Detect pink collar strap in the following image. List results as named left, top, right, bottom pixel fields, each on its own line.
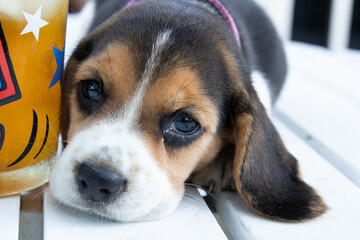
left=124, top=0, right=241, bottom=48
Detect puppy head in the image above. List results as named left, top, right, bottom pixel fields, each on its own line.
left=51, top=1, right=233, bottom=222
left=51, top=1, right=326, bottom=222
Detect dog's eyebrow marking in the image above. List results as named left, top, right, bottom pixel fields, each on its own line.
left=121, top=30, right=172, bottom=126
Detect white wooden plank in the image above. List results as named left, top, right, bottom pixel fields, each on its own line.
left=284, top=42, right=360, bottom=103
left=276, top=42, right=360, bottom=187
left=0, top=195, right=20, bottom=240
left=44, top=187, right=227, bottom=240
left=328, top=0, right=354, bottom=50
left=215, top=117, right=360, bottom=240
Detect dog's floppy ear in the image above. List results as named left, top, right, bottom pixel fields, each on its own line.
left=231, top=86, right=326, bottom=222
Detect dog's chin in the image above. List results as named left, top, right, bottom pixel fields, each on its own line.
left=55, top=194, right=181, bottom=222
left=49, top=183, right=183, bottom=222
left=94, top=200, right=181, bottom=222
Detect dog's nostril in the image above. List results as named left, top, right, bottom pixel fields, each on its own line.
left=80, top=180, right=88, bottom=189
left=98, top=179, right=127, bottom=196
left=76, top=162, right=126, bottom=203
left=99, top=188, right=110, bottom=195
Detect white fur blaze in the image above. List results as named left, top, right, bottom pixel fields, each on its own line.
left=122, top=30, right=172, bottom=126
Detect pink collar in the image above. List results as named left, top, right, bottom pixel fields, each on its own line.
left=124, top=0, right=241, bottom=48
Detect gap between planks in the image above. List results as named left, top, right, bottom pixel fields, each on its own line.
left=19, top=186, right=45, bottom=240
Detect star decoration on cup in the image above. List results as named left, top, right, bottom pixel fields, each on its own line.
left=20, top=5, right=48, bottom=41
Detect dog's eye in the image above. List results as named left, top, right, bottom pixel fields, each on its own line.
left=160, top=111, right=203, bottom=147
left=171, top=114, right=199, bottom=135
left=81, top=80, right=101, bottom=101
left=77, top=79, right=106, bottom=115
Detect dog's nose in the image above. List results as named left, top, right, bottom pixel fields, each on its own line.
left=76, top=162, right=126, bottom=202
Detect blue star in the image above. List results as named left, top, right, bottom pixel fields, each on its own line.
left=49, top=46, right=64, bottom=88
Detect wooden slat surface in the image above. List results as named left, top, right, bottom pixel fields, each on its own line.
left=0, top=195, right=20, bottom=240
left=215, top=117, right=360, bottom=240
left=276, top=42, right=360, bottom=187
left=44, top=187, right=227, bottom=240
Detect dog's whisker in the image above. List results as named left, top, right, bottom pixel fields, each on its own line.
left=15, top=140, right=57, bottom=155
left=47, top=141, right=56, bottom=152
left=46, top=140, right=62, bottom=143
left=47, top=122, right=60, bottom=141
left=31, top=186, right=48, bottom=200
left=29, top=143, right=57, bottom=155
left=69, top=8, right=79, bottom=14
left=34, top=125, right=58, bottom=146
left=31, top=123, right=59, bottom=153
left=34, top=144, right=57, bottom=155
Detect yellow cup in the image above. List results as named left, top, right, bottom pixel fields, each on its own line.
left=0, top=0, right=68, bottom=196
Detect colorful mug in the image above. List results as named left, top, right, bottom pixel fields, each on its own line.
left=0, top=0, right=68, bottom=196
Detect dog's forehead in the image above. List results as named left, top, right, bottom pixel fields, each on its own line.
left=82, top=35, right=231, bottom=110
left=84, top=2, right=237, bottom=99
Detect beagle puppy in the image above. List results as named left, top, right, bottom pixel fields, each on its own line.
left=50, top=0, right=326, bottom=222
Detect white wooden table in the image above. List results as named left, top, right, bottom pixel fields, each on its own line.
left=1, top=2, right=360, bottom=239
left=0, top=195, right=20, bottom=240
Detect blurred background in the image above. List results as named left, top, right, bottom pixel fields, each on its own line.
left=254, top=0, right=359, bottom=51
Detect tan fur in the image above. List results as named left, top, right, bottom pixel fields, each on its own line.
left=139, top=67, right=222, bottom=185
left=66, top=43, right=137, bottom=140
left=232, top=114, right=253, bottom=195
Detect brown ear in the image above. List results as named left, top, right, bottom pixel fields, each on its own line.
left=232, top=93, right=326, bottom=221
